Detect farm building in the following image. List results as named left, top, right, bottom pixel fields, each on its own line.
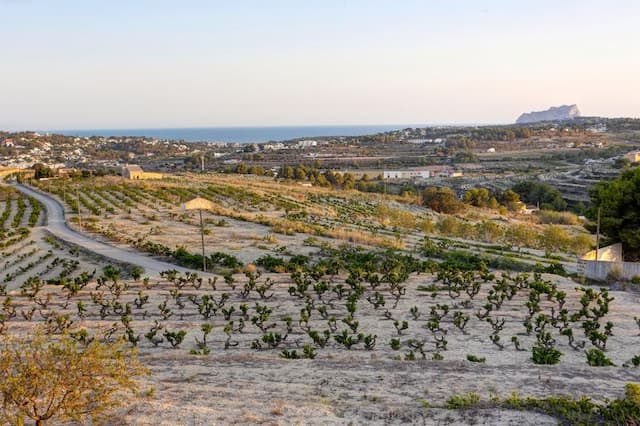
left=579, top=243, right=640, bottom=281
left=121, top=164, right=163, bottom=180
left=624, top=151, right=640, bottom=163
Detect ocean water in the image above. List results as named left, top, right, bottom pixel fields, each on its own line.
left=54, top=125, right=414, bottom=143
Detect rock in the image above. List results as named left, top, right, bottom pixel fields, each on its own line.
left=516, top=104, right=581, bottom=124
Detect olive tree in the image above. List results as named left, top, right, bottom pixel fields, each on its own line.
left=1, top=331, right=147, bottom=425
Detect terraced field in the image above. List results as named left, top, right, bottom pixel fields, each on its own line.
left=31, top=174, right=589, bottom=276
left=0, top=186, right=135, bottom=291
left=2, top=176, right=639, bottom=425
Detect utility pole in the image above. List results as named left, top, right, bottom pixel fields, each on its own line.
left=199, top=209, right=206, bottom=272
left=76, top=187, right=82, bottom=230
left=200, top=155, right=205, bottom=173
left=595, top=207, right=601, bottom=261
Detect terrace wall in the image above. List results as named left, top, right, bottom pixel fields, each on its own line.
left=580, top=259, right=640, bottom=281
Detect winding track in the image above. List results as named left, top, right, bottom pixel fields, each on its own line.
left=13, top=183, right=203, bottom=278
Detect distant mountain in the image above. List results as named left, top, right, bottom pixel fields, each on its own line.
left=516, top=104, right=581, bottom=124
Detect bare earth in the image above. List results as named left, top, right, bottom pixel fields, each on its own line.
left=5, top=272, right=640, bottom=425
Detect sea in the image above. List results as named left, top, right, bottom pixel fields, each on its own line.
left=54, top=125, right=416, bottom=144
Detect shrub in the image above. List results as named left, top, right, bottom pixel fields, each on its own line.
left=626, top=383, right=640, bottom=406
left=445, top=392, right=481, bottom=409
left=532, top=345, right=562, bottom=365
left=538, top=210, right=578, bottom=225
left=585, top=348, right=615, bottom=367
left=466, top=354, right=486, bottom=363
left=422, top=187, right=464, bottom=214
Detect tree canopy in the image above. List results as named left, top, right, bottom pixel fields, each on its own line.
left=587, top=167, right=640, bottom=261
left=512, top=181, right=567, bottom=211
left=1, top=331, right=147, bottom=425
left=422, top=186, right=464, bottom=214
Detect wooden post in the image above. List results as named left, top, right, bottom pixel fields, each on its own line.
left=199, top=209, right=206, bottom=272
left=595, top=207, right=601, bottom=261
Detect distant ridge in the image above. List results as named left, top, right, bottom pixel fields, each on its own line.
left=516, top=104, right=581, bottom=124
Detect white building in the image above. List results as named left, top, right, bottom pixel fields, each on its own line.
left=296, top=140, right=318, bottom=149
left=383, top=170, right=431, bottom=180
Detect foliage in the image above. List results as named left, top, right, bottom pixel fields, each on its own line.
left=463, top=188, right=491, bottom=208
left=421, top=187, right=464, bottom=214
left=466, top=354, right=485, bottom=363
left=585, top=348, right=615, bottom=367
left=512, top=181, right=567, bottom=211
left=531, top=345, right=562, bottom=365
left=437, top=383, right=640, bottom=425
left=0, top=331, right=147, bottom=425
left=537, top=210, right=578, bottom=225
left=587, top=167, right=640, bottom=261
left=445, top=392, right=480, bottom=409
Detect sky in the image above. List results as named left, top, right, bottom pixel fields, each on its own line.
left=1, top=0, right=639, bottom=130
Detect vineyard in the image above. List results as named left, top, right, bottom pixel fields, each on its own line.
left=0, top=186, right=135, bottom=291
left=2, top=244, right=639, bottom=423
left=31, top=174, right=591, bottom=276
left=3, top=176, right=638, bottom=424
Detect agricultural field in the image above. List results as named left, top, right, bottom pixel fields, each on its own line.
left=2, top=248, right=639, bottom=424
left=32, top=173, right=593, bottom=276
left=2, top=177, right=640, bottom=424
left=0, top=186, right=138, bottom=292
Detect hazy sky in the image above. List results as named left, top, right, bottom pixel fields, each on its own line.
left=1, top=0, right=639, bottom=130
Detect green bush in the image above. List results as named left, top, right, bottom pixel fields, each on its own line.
left=445, top=392, right=480, bottom=409
left=585, top=348, right=615, bottom=367
left=532, top=345, right=562, bottom=365
left=466, top=354, right=485, bottom=363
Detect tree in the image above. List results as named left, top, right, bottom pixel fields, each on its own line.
left=1, top=331, right=147, bottom=425
left=475, top=221, right=503, bottom=243
left=463, top=188, right=490, bottom=208
left=504, top=224, right=537, bottom=251
left=512, top=181, right=567, bottom=211
left=32, top=163, right=55, bottom=180
left=588, top=167, right=640, bottom=260
left=422, top=187, right=464, bottom=214
left=500, top=190, right=522, bottom=212
left=539, top=225, right=570, bottom=255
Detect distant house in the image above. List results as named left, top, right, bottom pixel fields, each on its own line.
left=579, top=243, right=640, bottom=281
left=296, top=140, right=318, bottom=149
left=383, top=170, right=430, bottom=180
left=121, top=164, right=162, bottom=180
left=624, top=151, right=640, bottom=163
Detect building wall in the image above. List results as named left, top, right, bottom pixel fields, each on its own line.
left=624, top=152, right=640, bottom=162
left=141, top=172, right=163, bottom=180
left=122, top=169, right=162, bottom=180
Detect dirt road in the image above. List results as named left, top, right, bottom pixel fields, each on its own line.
left=14, top=183, right=205, bottom=278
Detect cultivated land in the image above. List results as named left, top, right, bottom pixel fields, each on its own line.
left=2, top=172, right=640, bottom=425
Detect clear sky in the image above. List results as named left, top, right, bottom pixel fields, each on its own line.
left=1, top=0, right=638, bottom=130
